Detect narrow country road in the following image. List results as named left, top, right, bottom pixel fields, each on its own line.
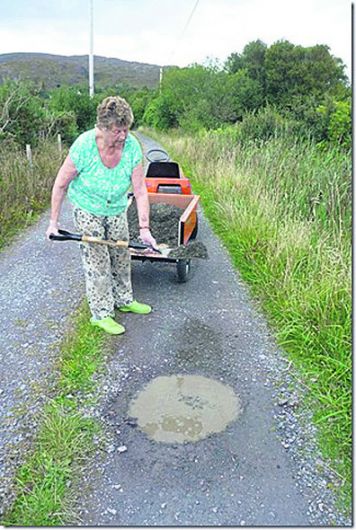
left=0, top=133, right=348, bottom=526
left=75, top=133, right=347, bottom=526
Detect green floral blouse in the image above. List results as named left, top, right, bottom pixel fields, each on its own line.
left=68, top=129, right=142, bottom=216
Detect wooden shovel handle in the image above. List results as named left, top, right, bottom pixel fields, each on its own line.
left=50, top=229, right=150, bottom=251
left=81, top=235, right=128, bottom=248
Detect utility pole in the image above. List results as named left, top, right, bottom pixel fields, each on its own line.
left=159, top=66, right=163, bottom=94
left=89, top=0, right=94, bottom=97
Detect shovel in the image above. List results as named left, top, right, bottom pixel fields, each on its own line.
left=49, top=229, right=156, bottom=252
left=49, top=229, right=208, bottom=259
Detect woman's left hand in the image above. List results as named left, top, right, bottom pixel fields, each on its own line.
left=139, top=228, right=159, bottom=250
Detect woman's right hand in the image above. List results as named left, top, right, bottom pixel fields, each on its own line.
left=46, top=220, right=59, bottom=240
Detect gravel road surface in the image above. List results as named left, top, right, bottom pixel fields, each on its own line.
left=75, top=133, right=350, bottom=526
left=0, top=133, right=350, bottom=526
left=0, top=201, right=84, bottom=516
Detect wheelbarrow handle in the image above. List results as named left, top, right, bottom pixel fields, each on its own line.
left=49, top=229, right=151, bottom=251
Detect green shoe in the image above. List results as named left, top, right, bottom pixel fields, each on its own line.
left=118, top=300, right=152, bottom=315
left=90, top=316, right=125, bottom=335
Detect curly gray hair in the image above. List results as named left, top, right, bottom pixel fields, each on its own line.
left=96, top=96, right=134, bottom=129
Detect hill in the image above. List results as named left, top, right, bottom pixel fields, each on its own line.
left=0, top=52, right=161, bottom=89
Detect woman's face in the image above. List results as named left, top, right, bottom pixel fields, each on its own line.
left=104, top=124, right=129, bottom=146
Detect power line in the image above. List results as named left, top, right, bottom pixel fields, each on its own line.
left=169, top=0, right=200, bottom=64
left=178, top=0, right=200, bottom=42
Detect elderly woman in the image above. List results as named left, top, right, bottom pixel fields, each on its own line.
left=46, top=96, right=157, bottom=335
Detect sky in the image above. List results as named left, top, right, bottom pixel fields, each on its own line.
left=0, top=0, right=352, bottom=78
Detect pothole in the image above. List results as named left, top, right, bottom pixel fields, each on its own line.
left=128, top=374, right=242, bottom=443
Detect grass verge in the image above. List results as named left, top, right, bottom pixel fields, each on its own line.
left=2, top=303, right=110, bottom=526
left=142, top=127, right=352, bottom=512
left=0, top=140, right=64, bottom=250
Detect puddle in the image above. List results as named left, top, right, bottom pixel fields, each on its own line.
left=128, top=374, right=242, bottom=443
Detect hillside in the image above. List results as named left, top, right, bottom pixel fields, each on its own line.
left=0, top=52, right=161, bottom=89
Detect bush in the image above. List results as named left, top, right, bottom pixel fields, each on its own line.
left=47, top=86, right=98, bottom=139
left=234, top=105, right=303, bottom=143
left=317, top=99, right=351, bottom=149
left=143, top=94, right=180, bottom=130
left=0, top=80, right=80, bottom=147
left=0, top=81, right=47, bottom=146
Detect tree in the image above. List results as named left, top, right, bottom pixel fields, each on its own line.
left=48, top=86, right=97, bottom=135
left=129, top=87, right=156, bottom=127
left=265, top=40, right=347, bottom=106
left=225, top=52, right=244, bottom=74
left=225, top=40, right=267, bottom=96
left=0, top=81, right=46, bottom=146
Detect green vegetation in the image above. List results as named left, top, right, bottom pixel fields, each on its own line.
left=142, top=126, right=351, bottom=509
left=0, top=36, right=351, bottom=519
left=0, top=81, right=155, bottom=247
left=143, top=40, right=350, bottom=149
left=0, top=139, right=64, bottom=249
left=2, top=304, right=110, bottom=526
left=139, top=43, right=351, bottom=510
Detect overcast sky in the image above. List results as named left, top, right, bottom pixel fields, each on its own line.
left=0, top=0, right=352, bottom=78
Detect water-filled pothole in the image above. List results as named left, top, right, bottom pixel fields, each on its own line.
left=129, top=374, right=242, bottom=443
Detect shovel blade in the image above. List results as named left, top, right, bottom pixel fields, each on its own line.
left=156, top=241, right=208, bottom=260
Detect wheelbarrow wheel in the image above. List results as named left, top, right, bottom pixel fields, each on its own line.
left=177, top=259, right=191, bottom=282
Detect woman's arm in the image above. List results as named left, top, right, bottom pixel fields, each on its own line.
left=46, top=155, right=78, bottom=239
left=131, top=163, right=158, bottom=249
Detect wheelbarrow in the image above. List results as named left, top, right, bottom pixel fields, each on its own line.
left=128, top=191, right=201, bottom=282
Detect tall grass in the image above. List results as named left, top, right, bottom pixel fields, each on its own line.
left=143, top=127, right=352, bottom=507
left=0, top=140, right=63, bottom=248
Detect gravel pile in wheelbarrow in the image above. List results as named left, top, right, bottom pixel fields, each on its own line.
left=128, top=203, right=182, bottom=247
left=127, top=202, right=208, bottom=259
left=167, top=241, right=208, bottom=259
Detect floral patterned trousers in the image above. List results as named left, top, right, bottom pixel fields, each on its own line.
left=73, top=207, right=133, bottom=320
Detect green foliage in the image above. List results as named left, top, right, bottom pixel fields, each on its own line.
left=146, top=127, right=351, bottom=512
left=129, top=87, right=156, bottom=127
left=265, top=41, right=347, bottom=105
left=141, top=38, right=349, bottom=150
left=0, top=139, right=64, bottom=249
left=225, top=69, right=264, bottom=120
left=143, top=91, right=180, bottom=129
left=142, top=64, right=264, bottom=131
left=47, top=86, right=98, bottom=140
left=0, top=37, right=350, bottom=151
left=225, top=40, right=267, bottom=93
left=0, top=81, right=46, bottom=146
left=0, top=79, right=157, bottom=148
left=0, top=80, right=80, bottom=147
left=317, top=99, right=351, bottom=149
left=233, top=105, right=302, bottom=143
left=48, top=84, right=156, bottom=137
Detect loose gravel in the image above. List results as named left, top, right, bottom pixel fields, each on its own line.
left=127, top=198, right=208, bottom=259
left=0, top=132, right=351, bottom=526
left=128, top=202, right=183, bottom=247
left=0, top=200, right=84, bottom=517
